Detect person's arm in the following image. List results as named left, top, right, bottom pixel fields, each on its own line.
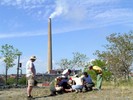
left=54, top=79, right=59, bottom=87
left=96, top=70, right=102, bottom=74
left=83, top=78, right=86, bottom=85
left=30, top=63, right=35, bottom=77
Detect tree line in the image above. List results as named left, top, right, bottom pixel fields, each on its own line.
left=56, top=32, right=133, bottom=81
left=0, top=31, right=133, bottom=85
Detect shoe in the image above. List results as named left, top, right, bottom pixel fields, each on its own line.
left=94, top=88, right=101, bottom=91
left=79, top=89, right=82, bottom=92
left=27, top=95, right=33, bottom=98
left=49, top=94, right=56, bottom=96
left=75, top=89, right=79, bottom=93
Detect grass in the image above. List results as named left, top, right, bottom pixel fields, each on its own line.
left=0, top=82, right=133, bottom=100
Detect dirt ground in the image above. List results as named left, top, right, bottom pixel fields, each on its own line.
left=0, top=85, right=133, bottom=100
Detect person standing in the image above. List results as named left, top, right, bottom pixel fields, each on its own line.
left=26, top=56, right=36, bottom=98
left=89, top=65, right=102, bottom=90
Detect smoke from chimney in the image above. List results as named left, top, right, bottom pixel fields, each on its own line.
left=49, top=0, right=66, bottom=19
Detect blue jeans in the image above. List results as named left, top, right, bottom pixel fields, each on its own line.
left=72, top=85, right=83, bottom=90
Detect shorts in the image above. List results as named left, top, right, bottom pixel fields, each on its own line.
left=27, top=77, right=35, bottom=86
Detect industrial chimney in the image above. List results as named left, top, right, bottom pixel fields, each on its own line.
left=47, top=18, right=52, bottom=74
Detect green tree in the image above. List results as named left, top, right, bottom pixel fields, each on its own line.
left=57, top=58, right=71, bottom=69
left=0, top=44, right=21, bottom=85
left=57, top=52, right=88, bottom=69
left=94, top=32, right=133, bottom=80
left=18, top=76, right=26, bottom=85
left=84, top=59, right=112, bottom=81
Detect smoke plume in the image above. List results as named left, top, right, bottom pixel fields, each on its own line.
left=49, top=0, right=68, bottom=19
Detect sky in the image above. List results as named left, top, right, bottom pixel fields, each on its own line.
left=0, top=0, right=133, bottom=74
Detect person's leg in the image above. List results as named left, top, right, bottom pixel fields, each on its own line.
left=50, top=87, right=56, bottom=96
left=96, top=74, right=103, bottom=90
left=84, top=85, right=88, bottom=91
left=27, top=78, right=34, bottom=97
left=27, top=86, right=33, bottom=97
left=72, top=85, right=83, bottom=93
left=87, top=83, right=95, bottom=91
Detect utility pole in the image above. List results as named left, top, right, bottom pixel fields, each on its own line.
left=16, top=52, right=22, bottom=86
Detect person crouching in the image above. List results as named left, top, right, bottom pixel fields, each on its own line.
left=82, top=72, right=95, bottom=92
left=49, top=76, right=63, bottom=96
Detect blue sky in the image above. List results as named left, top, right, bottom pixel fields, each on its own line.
left=0, top=0, right=133, bottom=74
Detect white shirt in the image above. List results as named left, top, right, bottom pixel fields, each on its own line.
left=62, top=69, right=69, bottom=75
left=26, top=60, right=36, bottom=77
left=72, top=76, right=84, bottom=85
left=61, top=69, right=69, bottom=78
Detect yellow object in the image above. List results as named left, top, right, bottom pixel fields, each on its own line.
left=93, top=66, right=102, bottom=74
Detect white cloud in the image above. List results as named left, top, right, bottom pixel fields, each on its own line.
left=94, top=8, right=133, bottom=19
left=0, top=0, right=133, bottom=38
left=0, top=0, right=119, bottom=19
left=0, top=31, right=46, bottom=39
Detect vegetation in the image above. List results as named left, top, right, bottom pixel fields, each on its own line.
left=94, top=32, right=133, bottom=81
left=84, top=59, right=112, bottom=81
left=56, top=52, right=88, bottom=69
left=7, top=77, right=16, bottom=85
left=6, top=77, right=26, bottom=85
left=18, top=76, right=26, bottom=85
left=0, top=44, right=22, bottom=85
left=57, top=32, right=133, bottom=83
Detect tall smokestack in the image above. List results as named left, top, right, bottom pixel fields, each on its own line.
left=47, top=18, right=52, bottom=74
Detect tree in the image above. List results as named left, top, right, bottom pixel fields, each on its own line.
left=0, top=44, right=21, bottom=85
left=57, top=58, right=72, bottom=69
left=89, top=59, right=107, bottom=69
left=94, top=32, right=133, bottom=80
left=57, top=52, right=88, bottom=69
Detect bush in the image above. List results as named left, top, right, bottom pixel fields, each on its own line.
left=102, top=71, right=112, bottom=81
left=18, top=76, right=26, bottom=85
left=86, top=70, right=112, bottom=82
left=7, top=77, right=16, bottom=85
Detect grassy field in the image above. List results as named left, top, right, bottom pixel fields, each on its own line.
left=0, top=83, right=133, bottom=100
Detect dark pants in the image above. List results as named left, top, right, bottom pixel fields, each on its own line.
left=84, top=82, right=95, bottom=91
left=50, top=87, right=56, bottom=95
left=50, top=87, right=63, bottom=95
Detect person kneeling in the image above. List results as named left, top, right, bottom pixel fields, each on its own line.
left=82, top=72, right=95, bottom=92
left=49, top=77, right=63, bottom=96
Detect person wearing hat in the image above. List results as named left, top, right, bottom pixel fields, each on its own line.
left=26, top=56, right=37, bottom=98
left=89, top=65, right=103, bottom=90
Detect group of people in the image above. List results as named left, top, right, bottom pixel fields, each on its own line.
left=26, top=56, right=103, bottom=98
left=49, top=67, right=102, bottom=96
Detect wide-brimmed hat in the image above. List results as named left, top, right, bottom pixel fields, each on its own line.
left=30, top=56, right=36, bottom=60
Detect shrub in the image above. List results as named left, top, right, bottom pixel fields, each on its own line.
left=18, top=76, right=26, bottom=85
left=7, top=77, right=16, bottom=85
left=86, top=70, right=112, bottom=82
